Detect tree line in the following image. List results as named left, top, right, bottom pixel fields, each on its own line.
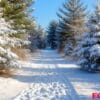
left=47, top=0, right=100, bottom=72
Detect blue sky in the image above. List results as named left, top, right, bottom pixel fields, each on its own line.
left=34, top=0, right=96, bottom=28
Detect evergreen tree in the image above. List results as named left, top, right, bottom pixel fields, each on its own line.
left=0, top=0, right=34, bottom=38
left=47, top=21, right=58, bottom=49
left=0, top=5, right=20, bottom=69
left=0, top=0, right=35, bottom=70
left=75, top=3, right=100, bottom=72
left=35, top=26, right=46, bottom=49
left=56, top=21, right=69, bottom=52
left=57, top=0, right=86, bottom=52
left=29, top=25, right=46, bottom=52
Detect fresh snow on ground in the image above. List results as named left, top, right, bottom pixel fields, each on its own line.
left=0, top=49, right=100, bottom=100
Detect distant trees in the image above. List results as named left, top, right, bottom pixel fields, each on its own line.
left=47, top=21, right=58, bottom=49
left=29, top=25, right=46, bottom=52
left=35, top=26, right=46, bottom=49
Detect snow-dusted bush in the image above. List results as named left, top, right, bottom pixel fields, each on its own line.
left=74, top=4, right=100, bottom=72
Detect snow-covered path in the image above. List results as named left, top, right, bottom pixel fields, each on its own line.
left=0, top=49, right=100, bottom=100
left=15, top=50, right=79, bottom=100
left=14, top=49, right=100, bottom=100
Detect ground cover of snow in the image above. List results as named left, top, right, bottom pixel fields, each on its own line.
left=0, top=49, right=100, bottom=100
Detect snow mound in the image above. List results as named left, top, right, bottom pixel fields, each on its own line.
left=14, top=82, right=69, bottom=100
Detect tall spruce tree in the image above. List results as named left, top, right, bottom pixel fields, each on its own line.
left=75, top=3, right=100, bottom=72
left=47, top=21, right=58, bottom=49
left=57, top=0, right=86, bottom=52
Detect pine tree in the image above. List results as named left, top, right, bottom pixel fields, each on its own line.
left=0, top=0, right=35, bottom=70
left=0, top=0, right=34, bottom=38
left=47, top=21, right=58, bottom=49
left=55, top=21, right=67, bottom=51
left=75, top=3, right=100, bottom=72
left=0, top=6, right=20, bottom=69
left=0, top=0, right=35, bottom=49
left=57, top=0, right=86, bottom=52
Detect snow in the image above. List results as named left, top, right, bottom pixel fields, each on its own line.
left=90, top=44, right=100, bottom=57
left=0, top=56, right=7, bottom=63
left=15, top=82, right=69, bottom=100
left=0, top=49, right=100, bottom=100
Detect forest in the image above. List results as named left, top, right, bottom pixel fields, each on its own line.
left=0, top=0, right=100, bottom=100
